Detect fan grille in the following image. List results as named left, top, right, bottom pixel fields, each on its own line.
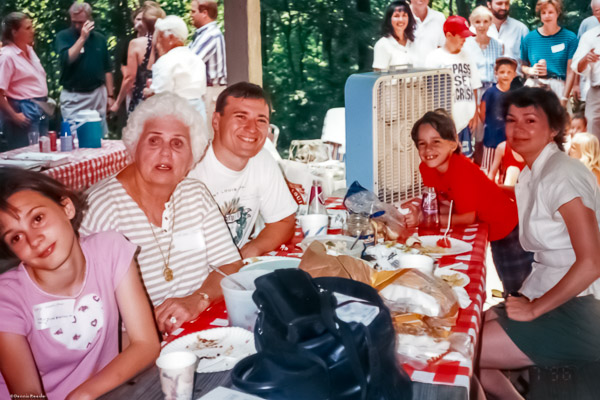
left=374, top=71, right=453, bottom=204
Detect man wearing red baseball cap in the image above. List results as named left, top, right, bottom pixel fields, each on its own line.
left=425, top=15, right=482, bottom=158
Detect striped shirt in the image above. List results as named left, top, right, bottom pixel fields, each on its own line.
left=80, top=176, right=241, bottom=307
left=189, top=21, right=227, bottom=86
left=521, top=28, right=578, bottom=79
left=464, top=36, right=504, bottom=84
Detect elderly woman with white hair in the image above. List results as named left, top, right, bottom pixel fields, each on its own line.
left=142, top=15, right=207, bottom=119
left=81, top=92, right=241, bottom=338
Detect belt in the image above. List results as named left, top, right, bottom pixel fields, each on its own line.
left=540, top=73, right=565, bottom=81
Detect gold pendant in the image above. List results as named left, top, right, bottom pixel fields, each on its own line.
left=163, top=266, right=174, bottom=282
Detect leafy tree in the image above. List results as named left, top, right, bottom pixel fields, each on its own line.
left=1, top=0, right=593, bottom=147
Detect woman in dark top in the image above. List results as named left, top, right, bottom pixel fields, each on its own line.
left=110, top=1, right=164, bottom=114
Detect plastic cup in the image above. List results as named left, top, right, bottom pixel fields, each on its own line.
left=399, top=254, right=435, bottom=275
left=156, top=351, right=198, bottom=400
left=220, top=269, right=269, bottom=331
left=298, top=214, right=329, bottom=238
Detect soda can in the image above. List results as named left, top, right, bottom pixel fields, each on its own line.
left=48, top=131, right=57, bottom=151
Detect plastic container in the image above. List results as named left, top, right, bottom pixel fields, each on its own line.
left=343, top=213, right=375, bottom=246
left=39, top=136, right=51, bottom=153
left=298, top=214, right=329, bottom=238
left=60, top=121, right=73, bottom=152
left=220, top=269, right=270, bottom=331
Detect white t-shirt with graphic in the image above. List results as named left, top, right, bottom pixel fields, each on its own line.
left=189, top=146, right=298, bottom=248
left=425, top=47, right=482, bottom=132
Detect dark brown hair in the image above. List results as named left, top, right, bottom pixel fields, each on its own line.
left=0, top=167, right=88, bottom=258
left=501, top=86, right=567, bottom=151
left=215, top=81, right=272, bottom=114
left=410, top=110, right=461, bottom=154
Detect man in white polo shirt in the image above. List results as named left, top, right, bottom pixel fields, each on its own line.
left=572, top=4, right=600, bottom=139
left=486, top=0, right=529, bottom=69
left=410, top=0, right=445, bottom=68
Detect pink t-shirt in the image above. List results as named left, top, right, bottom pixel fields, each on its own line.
left=0, top=231, right=136, bottom=400
left=0, top=43, right=48, bottom=99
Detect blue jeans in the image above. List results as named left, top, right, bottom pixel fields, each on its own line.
left=1, top=97, right=48, bottom=150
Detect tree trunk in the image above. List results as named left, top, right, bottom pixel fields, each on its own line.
left=356, top=0, right=372, bottom=71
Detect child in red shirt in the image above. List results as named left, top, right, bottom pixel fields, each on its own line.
left=406, top=110, right=533, bottom=295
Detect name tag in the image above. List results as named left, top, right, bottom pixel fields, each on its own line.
left=33, top=299, right=75, bottom=330
left=173, top=230, right=206, bottom=252
left=551, top=43, right=565, bottom=53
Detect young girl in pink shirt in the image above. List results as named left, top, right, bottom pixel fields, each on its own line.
left=0, top=168, right=159, bottom=400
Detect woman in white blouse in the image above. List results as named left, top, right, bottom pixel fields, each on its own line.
left=478, top=87, right=600, bottom=399
left=372, top=1, right=416, bottom=71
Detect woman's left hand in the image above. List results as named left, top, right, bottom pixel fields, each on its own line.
left=155, top=295, right=209, bottom=335
left=506, top=295, right=539, bottom=322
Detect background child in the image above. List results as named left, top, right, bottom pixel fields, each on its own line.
left=487, top=140, right=526, bottom=187
left=564, top=113, right=588, bottom=153
left=425, top=16, right=482, bottom=159
left=569, top=132, right=600, bottom=185
left=479, top=57, right=518, bottom=172
left=0, top=168, right=159, bottom=400
left=405, top=110, right=533, bottom=295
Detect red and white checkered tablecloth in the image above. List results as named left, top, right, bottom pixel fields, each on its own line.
left=167, top=197, right=488, bottom=395
left=1, top=140, right=130, bottom=191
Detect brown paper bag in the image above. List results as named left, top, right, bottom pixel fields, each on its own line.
left=298, top=241, right=372, bottom=284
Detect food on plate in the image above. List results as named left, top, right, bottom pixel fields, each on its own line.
left=438, top=272, right=466, bottom=287
left=419, top=244, right=451, bottom=255
left=436, top=237, right=452, bottom=248
left=405, top=233, right=422, bottom=248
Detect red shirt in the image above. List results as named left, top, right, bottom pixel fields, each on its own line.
left=419, top=153, right=517, bottom=241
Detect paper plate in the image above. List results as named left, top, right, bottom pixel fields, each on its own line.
left=161, top=327, right=256, bottom=373
left=417, top=236, right=473, bottom=258
left=434, top=267, right=470, bottom=288
left=240, top=256, right=301, bottom=272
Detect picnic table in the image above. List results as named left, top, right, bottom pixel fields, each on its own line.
left=100, top=198, right=489, bottom=400
left=0, top=140, right=129, bottom=190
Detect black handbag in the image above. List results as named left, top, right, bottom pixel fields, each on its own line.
left=231, top=268, right=412, bottom=400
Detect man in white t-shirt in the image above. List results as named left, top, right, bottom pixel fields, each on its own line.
left=188, top=82, right=297, bottom=258
left=426, top=16, right=482, bottom=158
left=410, top=0, right=445, bottom=68
left=486, top=0, right=529, bottom=70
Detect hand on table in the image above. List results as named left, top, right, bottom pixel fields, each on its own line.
left=506, top=295, right=539, bottom=322
left=155, top=294, right=210, bottom=336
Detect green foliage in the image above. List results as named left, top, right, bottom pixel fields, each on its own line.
left=0, top=0, right=594, bottom=147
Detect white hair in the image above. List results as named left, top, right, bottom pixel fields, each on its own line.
left=122, top=93, right=209, bottom=164
left=154, top=15, right=188, bottom=43
left=69, top=1, right=92, bottom=18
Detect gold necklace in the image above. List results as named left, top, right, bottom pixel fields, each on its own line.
left=148, top=199, right=176, bottom=282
